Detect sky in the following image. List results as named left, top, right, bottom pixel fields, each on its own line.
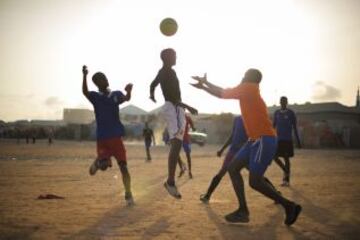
left=0, top=0, right=359, bottom=121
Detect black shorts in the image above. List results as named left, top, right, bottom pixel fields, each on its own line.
left=275, top=140, right=294, bottom=158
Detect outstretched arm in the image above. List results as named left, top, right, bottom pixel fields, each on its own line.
left=82, top=65, right=90, bottom=100
left=177, top=102, right=198, bottom=115
left=191, top=73, right=224, bottom=98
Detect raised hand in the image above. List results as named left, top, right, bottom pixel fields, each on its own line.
left=191, top=73, right=207, bottom=84
left=82, top=65, right=88, bottom=76
left=150, top=95, right=156, bottom=103
left=125, top=83, right=133, bottom=92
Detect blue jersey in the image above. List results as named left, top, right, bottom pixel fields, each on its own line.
left=89, top=90, right=125, bottom=140
left=229, top=116, right=248, bottom=152
left=273, top=109, right=297, bottom=141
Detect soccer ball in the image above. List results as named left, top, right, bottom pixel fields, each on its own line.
left=160, top=18, right=178, bottom=36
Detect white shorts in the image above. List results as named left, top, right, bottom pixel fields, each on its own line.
left=162, top=101, right=186, bottom=140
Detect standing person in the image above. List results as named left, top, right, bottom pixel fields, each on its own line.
left=182, top=114, right=196, bottom=179
left=82, top=65, right=134, bottom=206
left=200, top=116, right=280, bottom=203
left=191, top=69, right=301, bottom=225
left=48, top=128, right=54, bottom=145
left=273, top=96, right=301, bottom=187
left=143, top=122, right=156, bottom=162
left=149, top=48, right=198, bottom=199
left=31, top=128, right=37, bottom=144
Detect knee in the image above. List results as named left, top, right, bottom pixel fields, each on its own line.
left=227, top=164, right=238, bottom=176
left=249, top=174, right=261, bottom=190
left=118, top=162, right=128, bottom=172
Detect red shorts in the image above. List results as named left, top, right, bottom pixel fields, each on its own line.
left=97, top=137, right=126, bottom=163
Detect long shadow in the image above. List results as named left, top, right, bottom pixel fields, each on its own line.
left=287, top=188, right=360, bottom=239
left=140, top=216, right=171, bottom=240
left=203, top=203, right=283, bottom=240
left=67, top=174, right=169, bottom=239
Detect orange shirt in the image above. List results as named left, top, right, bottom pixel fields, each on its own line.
left=222, top=82, right=276, bottom=140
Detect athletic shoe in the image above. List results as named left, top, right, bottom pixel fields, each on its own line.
left=281, top=181, right=290, bottom=187
left=189, top=172, right=193, bottom=179
left=164, top=182, right=182, bottom=199
left=200, top=194, right=209, bottom=203
left=178, top=168, right=186, bottom=178
left=225, top=209, right=250, bottom=223
left=284, top=203, right=302, bottom=226
left=89, top=159, right=99, bottom=176
left=125, top=192, right=135, bottom=206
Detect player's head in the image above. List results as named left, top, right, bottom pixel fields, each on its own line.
left=280, top=96, right=288, bottom=109
left=242, top=69, right=262, bottom=83
left=161, top=48, right=176, bottom=67
left=92, top=72, right=109, bottom=91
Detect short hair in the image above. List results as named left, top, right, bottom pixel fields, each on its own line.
left=160, top=48, right=176, bottom=62
left=92, top=72, right=107, bottom=83
left=244, top=69, right=262, bottom=83
left=280, top=96, right=288, bottom=102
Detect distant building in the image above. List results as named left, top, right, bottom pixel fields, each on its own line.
left=268, top=101, right=360, bottom=148
left=63, top=108, right=94, bottom=124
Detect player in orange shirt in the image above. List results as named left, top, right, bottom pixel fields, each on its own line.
left=191, top=69, right=301, bottom=225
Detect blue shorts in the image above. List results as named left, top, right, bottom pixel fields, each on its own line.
left=182, top=142, right=191, bottom=153
left=233, top=136, right=277, bottom=176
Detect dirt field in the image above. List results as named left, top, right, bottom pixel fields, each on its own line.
left=0, top=139, right=359, bottom=240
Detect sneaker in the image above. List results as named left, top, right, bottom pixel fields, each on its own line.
left=125, top=192, right=135, bottom=206
left=281, top=181, right=290, bottom=187
left=178, top=168, right=186, bottom=178
left=200, top=194, right=209, bottom=203
left=225, top=209, right=250, bottom=223
left=89, top=159, right=99, bottom=176
left=164, top=181, right=182, bottom=199
left=189, top=172, right=193, bottom=179
left=284, top=203, right=302, bottom=226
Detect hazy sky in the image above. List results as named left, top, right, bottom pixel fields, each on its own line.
left=0, top=0, right=359, bottom=121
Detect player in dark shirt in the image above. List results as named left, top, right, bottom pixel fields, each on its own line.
left=143, top=122, right=155, bottom=162
left=273, top=96, right=301, bottom=186
left=149, top=48, right=198, bottom=199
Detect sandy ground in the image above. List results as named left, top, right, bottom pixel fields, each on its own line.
left=0, top=139, right=359, bottom=240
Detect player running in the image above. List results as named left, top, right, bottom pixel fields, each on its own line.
left=82, top=65, right=134, bottom=206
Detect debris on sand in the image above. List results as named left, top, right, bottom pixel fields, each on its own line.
left=37, top=194, right=65, bottom=200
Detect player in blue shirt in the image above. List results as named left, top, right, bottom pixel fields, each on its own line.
left=200, top=116, right=279, bottom=203
left=273, top=96, right=301, bottom=186
left=82, top=65, right=134, bottom=205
